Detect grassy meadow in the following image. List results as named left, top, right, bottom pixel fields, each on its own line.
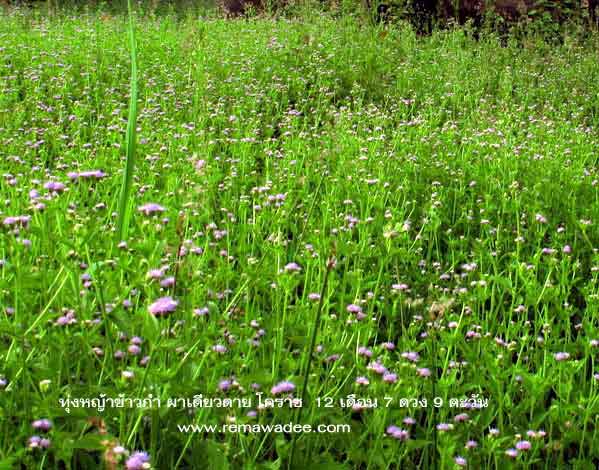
left=1, top=7, right=599, bottom=469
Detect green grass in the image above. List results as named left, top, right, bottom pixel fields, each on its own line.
left=116, top=0, right=140, bottom=243
left=1, top=8, right=599, bottom=469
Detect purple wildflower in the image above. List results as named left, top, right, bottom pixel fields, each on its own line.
left=437, top=423, right=453, bottom=431
left=402, top=351, right=420, bottom=362
left=554, top=352, right=570, bottom=361
left=392, top=283, right=409, bottom=292
left=271, top=381, right=295, bottom=395
left=465, top=440, right=478, bottom=449
left=386, top=425, right=410, bottom=441
left=148, top=297, right=178, bottom=316
left=516, top=440, right=531, bottom=451
left=3, top=215, right=31, bottom=229
left=32, top=419, right=52, bottom=432
left=358, top=346, right=373, bottom=357
left=367, top=361, right=388, bottom=375
left=138, top=203, right=165, bottom=216
left=346, top=304, right=362, bottom=314
left=383, top=373, right=398, bottom=384
left=283, top=262, right=301, bottom=273
left=125, top=451, right=151, bottom=470
left=219, top=380, right=232, bottom=392
left=28, top=436, right=51, bottom=449
left=193, top=307, right=209, bottom=317
left=44, top=181, right=65, bottom=193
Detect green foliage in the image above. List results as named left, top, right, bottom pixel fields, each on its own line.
left=0, top=9, right=599, bottom=470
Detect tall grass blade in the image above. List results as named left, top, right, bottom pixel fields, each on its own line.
left=116, top=0, right=139, bottom=242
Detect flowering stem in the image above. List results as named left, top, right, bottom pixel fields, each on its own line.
left=431, top=325, right=438, bottom=470
left=289, top=256, right=334, bottom=468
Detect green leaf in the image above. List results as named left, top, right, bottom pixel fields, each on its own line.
left=0, top=455, right=18, bottom=470
left=310, top=459, right=351, bottom=470
left=202, top=440, right=230, bottom=470
left=69, top=434, right=108, bottom=451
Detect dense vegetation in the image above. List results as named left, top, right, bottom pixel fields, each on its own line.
left=1, top=7, right=599, bottom=469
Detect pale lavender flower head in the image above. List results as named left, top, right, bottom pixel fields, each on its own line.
left=148, top=296, right=178, bottom=316
left=386, top=425, right=410, bottom=441
left=79, top=170, right=106, bottom=179
left=138, top=203, right=166, bottom=216
left=147, top=269, right=164, bottom=280
left=465, top=440, right=478, bottom=449
left=346, top=304, right=362, bottom=314
left=392, top=283, right=409, bottom=292
left=367, top=361, right=388, bottom=375
left=516, top=440, right=531, bottom=451
left=44, top=181, right=65, bottom=193
left=193, top=307, right=209, bottom=317
left=113, top=445, right=127, bottom=455
left=505, top=448, right=519, bottom=458
left=3, top=215, right=31, bottom=228
left=28, top=436, right=51, bottom=449
left=402, top=351, right=420, bottom=362
left=283, top=262, right=301, bottom=273
left=271, top=381, right=295, bottom=395
left=125, top=451, right=151, bottom=470
left=32, top=419, right=52, bottom=432
left=553, top=352, right=570, bottom=361
left=355, top=376, right=369, bottom=385
left=383, top=373, right=398, bottom=384
left=454, top=456, right=467, bottom=467
left=437, top=423, right=453, bottom=431
left=325, top=354, right=340, bottom=363
left=219, top=380, right=232, bottom=392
